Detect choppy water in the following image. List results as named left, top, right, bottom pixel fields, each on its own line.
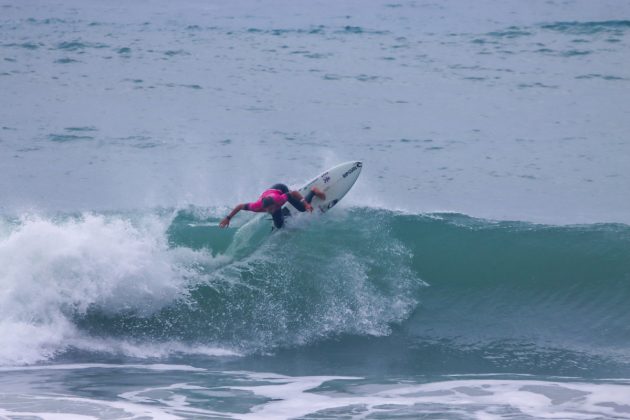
left=1, top=0, right=630, bottom=418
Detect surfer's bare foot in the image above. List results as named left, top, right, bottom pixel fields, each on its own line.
left=311, top=187, right=326, bottom=200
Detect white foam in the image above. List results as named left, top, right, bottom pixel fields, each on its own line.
left=0, top=393, right=184, bottom=420
left=0, top=363, right=206, bottom=373
left=222, top=374, right=630, bottom=419
left=119, top=383, right=226, bottom=418
left=4, top=371, right=629, bottom=419
left=64, top=337, right=242, bottom=359
left=0, top=213, right=218, bottom=366
left=0, top=407, right=96, bottom=420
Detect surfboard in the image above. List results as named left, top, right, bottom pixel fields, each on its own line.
left=226, top=161, right=362, bottom=256
left=290, top=161, right=363, bottom=214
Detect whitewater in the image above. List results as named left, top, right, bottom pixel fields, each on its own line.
left=1, top=0, right=630, bottom=418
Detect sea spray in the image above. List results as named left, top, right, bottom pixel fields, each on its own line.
left=77, top=207, right=424, bottom=355
left=0, top=213, right=217, bottom=365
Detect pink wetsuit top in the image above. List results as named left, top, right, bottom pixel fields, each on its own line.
left=246, top=189, right=288, bottom=212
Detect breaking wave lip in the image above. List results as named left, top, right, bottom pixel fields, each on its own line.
left=0, top=212, right=229, bottom=366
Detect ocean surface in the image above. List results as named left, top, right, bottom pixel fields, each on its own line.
left=1, top=0, right=630, bottom=418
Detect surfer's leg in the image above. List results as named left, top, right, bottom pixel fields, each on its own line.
left=302, top=187, right=325, bottom=204
left=287, top=187, right=326, bottom=212
left=304, top=190, right=316, bottom=204
left=310, top=187, right=326, bottom=201
left=287, top=194, right=307, bottom=212
left=304, top=187, right=326, bottom=203
left=271, top=209, right=285, bottom=229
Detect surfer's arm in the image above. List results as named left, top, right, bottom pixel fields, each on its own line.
left=219, top=203, right=247, bottom=228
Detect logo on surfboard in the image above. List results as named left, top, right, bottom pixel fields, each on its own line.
left=319, top=199, right=339, bottom=213
left=342, top=162, right=362, bottom=178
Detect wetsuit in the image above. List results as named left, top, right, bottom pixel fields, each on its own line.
left=245, top=183, right=316, bottom=229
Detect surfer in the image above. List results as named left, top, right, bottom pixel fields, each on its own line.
left=219, top=184, right=326, bottom=229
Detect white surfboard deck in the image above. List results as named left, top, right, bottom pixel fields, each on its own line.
left=291, top=161, right=363, bottom=214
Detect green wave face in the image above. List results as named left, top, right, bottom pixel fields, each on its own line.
left=87, top=209, right=630, bottom=352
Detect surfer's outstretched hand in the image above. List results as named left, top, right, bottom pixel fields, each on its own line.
left=304, top=202, right=313, bottom=212
left=219, top=217, right=230, bottom=228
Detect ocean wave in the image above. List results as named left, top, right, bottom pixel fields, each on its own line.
left=541, top=20, right=630, bottom=35
left=1, top=208, right=628, bottom=366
